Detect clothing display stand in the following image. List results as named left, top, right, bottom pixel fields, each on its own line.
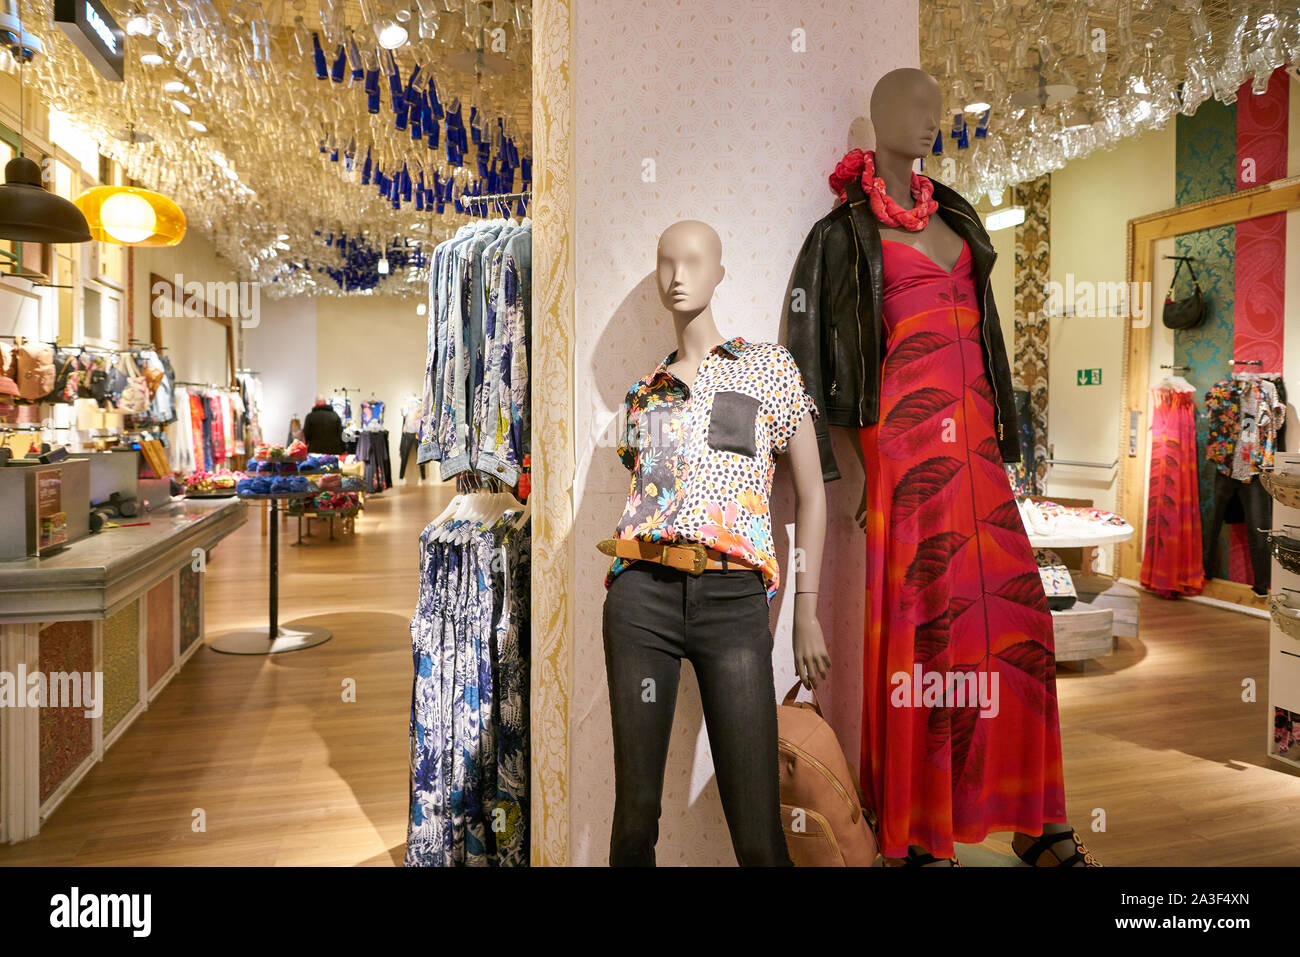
left=209, top=492, right=332, bottom=655
left=1268, top=452, right=1300, bottom=768
left=1028, top=522, right=1134, bottom=663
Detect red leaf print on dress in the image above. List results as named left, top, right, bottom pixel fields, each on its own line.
left=901, top=531, right=970, bottom=624
left=891, top=456, right=966, bottom=544
left=882, top=331, right=958, bottom=397
left=978, top=499, right=1033, bottom=561
left=879, top=387, right=961, bottom=461
left=993, top=640, right=1057, bottom=714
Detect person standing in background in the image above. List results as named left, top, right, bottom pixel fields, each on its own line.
left=302, top=396, right=345, bottom=454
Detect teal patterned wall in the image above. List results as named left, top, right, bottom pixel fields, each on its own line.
left=1174, top=98, right=1237, bottom=577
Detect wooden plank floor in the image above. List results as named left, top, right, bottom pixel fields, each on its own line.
left=0, top=483, right=454, bottom=867
left=2, top=482, right=1297, bottom=865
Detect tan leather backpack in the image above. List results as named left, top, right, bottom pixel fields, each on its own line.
left=14, top=337, right=54, bottom=402
left=777, top=682, right=879, bottom=866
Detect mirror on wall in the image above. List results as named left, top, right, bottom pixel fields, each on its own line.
left=1121, top=180, right=1299, bottom=605
left=149, top=273, right=235, bottom=388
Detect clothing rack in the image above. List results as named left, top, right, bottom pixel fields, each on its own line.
left=1230, top=359, right=1263, bottom=366
left=462, top=190, right=532, bottom=215
left=1160, top=364, right=1191, bottom=371
left=455, top=472, right=509, bottom=494
left=1043, top=457, right=1119, bottom=470
left=174, top=380, right=235, bottom=391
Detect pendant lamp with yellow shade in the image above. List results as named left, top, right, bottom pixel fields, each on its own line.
left=74, top=184, right=186, bottom=247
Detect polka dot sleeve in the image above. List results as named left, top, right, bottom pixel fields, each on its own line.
left=767, top=346, right=817, bottom=456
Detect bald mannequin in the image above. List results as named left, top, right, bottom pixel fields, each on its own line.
left=655, top=220, right=830, bottom=686
left=862, top=68, right=965, bottom=275
left=840, top=71, right=1090, bottom=866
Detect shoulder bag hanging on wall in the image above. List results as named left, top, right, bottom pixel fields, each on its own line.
left=14, top=337, right=55, bottom=402
left=1162, top=258, right=1207, bottom=330
left=115, top=352, right=150, bottom=416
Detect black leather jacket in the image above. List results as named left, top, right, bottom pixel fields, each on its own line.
left=785, top=176, right=1021, bottom=481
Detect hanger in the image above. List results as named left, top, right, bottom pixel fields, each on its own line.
left=510, top=496, right=531, bottom=533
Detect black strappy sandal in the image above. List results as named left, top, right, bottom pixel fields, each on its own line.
left=884, top=847, right=960, bottom=867
left=1015, top=829, right=1101, bottom=867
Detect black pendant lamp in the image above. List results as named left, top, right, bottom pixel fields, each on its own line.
left=0, top=155, right=92, bottom=243
left=0, top=0, right=91, bottom=244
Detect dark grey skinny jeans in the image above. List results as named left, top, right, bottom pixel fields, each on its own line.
left=602, top=561, right=792, bottom=867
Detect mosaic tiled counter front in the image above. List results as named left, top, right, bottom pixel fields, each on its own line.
left=0, top=498, right=245, bottom=843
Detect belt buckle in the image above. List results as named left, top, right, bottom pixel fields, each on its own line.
left=681, top=542, right=708, bottom=576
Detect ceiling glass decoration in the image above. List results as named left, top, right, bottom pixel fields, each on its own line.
left=920, top=0, right=1300, bottom=201
left=20, top=0, right=532, bottom=297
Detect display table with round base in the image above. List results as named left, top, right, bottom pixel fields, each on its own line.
left=209, top=623, right=332, bottom=655
left=209, top=491, right=333, bottom=656
left=1029, top=524, right=1135, bottom=665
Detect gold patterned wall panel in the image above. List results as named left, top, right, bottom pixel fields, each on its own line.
left=530, top=0, right=577, bottom=868
left=1014, top=174, right=1051, bottom=489
left=102, top=600, right=141, bottom=737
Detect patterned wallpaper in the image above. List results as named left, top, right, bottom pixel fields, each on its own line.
left=179, top=565, right=201, bottom=654
left=1234, top=67, right=1289, bottom=376
left=38, top=621, right=93, bottom=803
left=1174, top=98, right=1237, bottom=574
left=567, top=0, right=918, bottom=865
left=1013, top=174, right=1051, bottom=491
left=530, top=0, right=577, bottom=866
left=102, top=600, right=140, bottom=736
left=146, top=578, right=175, bottom=690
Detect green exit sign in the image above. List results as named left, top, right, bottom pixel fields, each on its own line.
left=1077, top=368, right=1103, bottom=386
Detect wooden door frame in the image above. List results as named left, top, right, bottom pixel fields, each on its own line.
left=148, top=272, right=237, bottom=387
left=1119, top=174, right=1300, bottom=607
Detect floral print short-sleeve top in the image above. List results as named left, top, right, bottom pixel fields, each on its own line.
left=606, top=336, right=816, bottom=602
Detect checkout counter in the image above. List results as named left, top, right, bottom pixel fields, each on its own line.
left=0, top=450, right=245, bottom=843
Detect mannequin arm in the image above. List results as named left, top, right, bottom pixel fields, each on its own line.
left=852, top=429, right=869, bottom=530
left=787, top=412, right=831, bottom=688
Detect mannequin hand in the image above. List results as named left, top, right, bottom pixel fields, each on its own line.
left=793, top=595, right=831, bottom=689
left=855, top=480, right=869, bottom=531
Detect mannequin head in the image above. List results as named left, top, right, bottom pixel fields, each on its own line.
left=656, top=220, right=725, bottom=316
left=870, top=68, right=944, bottom=163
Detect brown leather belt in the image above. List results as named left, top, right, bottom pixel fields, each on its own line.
left=597, top=538, right=758, bottom=576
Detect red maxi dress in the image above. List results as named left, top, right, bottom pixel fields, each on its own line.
left=860, top=238, right=1066, bottom=859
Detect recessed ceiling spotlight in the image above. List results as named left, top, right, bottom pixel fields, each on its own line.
left=141, top=53, right=164, bottom=66
left=172, top=99, right=192, bottom=115
left=211, top=152, right=228, bottom=167
left=163, top=80, right=188, bottom=94
left=223, top=166, right=239, bottom=180
left=124, top=4, right=152, bottom=37
left=276, top=233, right=288, bottom=240
left=187, top=120, right=207, bottom=132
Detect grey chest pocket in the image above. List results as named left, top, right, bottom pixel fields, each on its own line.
left=706, top=391, right=760, bottom=457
